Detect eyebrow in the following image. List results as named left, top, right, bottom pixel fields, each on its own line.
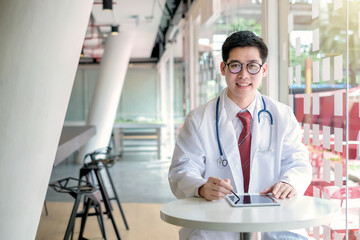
left=227, top=59, right=261, bottom=64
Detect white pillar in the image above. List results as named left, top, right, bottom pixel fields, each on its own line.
left=262, top=0, right=279, bottom=100
left=0, top=1, right=92, bottom=239
left=159, top=57, right=168, bottom=157
left=78, top=31, right=134, bottom=162
left=278, top=2, right=290, bottom=105
left=168, top=48, right=175, bottom=154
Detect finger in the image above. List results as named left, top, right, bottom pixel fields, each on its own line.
left=223, top=178, right=231, bottom=184
left=211, top=184, right=232, bottom=197
left=209, top=189, right=228, bottom=199
left=203, top=186, right=227, bottom=200
left=278, top=185, right=292, bottom=199
left=201, top=177, right=230, bottom=200
left=286, top=188, right=297, bottom=199
left=212, top=178, right=233, bottom=198
left=274, top=183, right=295, bottom=199
left=272, top=183, right=285, bottom=199
left=208, top=177, right=225, bottom=188
left=201, top=185, right=221, bottom=200
left=217, top=179, right=233, bottom=191
left=208, top=177, right=232, bottom=193
left=260, top=186, right=273, bottom=194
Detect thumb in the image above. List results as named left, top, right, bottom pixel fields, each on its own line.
left=260, top=186, right=272, bottom=194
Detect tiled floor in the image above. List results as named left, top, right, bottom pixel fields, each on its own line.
left=46, top=148, right=177, bottom=204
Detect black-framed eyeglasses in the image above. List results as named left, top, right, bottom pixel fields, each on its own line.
left=224, top=61, right=263, bottom=75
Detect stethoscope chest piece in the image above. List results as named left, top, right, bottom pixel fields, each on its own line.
left=217, top=156, right=228, bottom=168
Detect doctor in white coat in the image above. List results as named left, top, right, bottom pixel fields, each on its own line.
left=168, top=31, right=312, bottom=240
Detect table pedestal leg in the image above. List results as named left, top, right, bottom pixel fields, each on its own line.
left=240, top=232, right=253, bottom=240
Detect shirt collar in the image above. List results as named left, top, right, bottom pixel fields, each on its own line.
left=224, top=89, right=256, bottom=121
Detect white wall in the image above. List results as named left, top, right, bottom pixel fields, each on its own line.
left=118, top=64, right=158, bottom=120
left=0, top=1, right=93, bottom=239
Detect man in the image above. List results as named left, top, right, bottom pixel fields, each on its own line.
left=168, top=30, right=312, bottom=239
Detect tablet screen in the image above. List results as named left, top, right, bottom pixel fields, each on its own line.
left=226, top=194, right=280, bottom=207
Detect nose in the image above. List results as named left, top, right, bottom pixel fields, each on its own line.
left=237, top=65, right=250, bottom=78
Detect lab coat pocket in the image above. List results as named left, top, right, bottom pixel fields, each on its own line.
left=258, top=118, right=272, bottom=152
left=252, top=150, right=276, bottom=191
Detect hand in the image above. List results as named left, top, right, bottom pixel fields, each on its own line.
left=260, top=182, right=297, bottom=199
left=198, top=177, right=233, bottom=201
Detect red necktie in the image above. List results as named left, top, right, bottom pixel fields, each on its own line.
left=237, top=111, right=252, bottom=193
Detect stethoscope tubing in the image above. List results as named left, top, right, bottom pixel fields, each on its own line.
left=258, top=96, right=273, bottom=125
left=216, top=97, right=223, bottom=157
left=216, top=95, right=273, bottom=168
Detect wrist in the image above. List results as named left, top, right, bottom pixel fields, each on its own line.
left=198, top=185, right=204, bottom=197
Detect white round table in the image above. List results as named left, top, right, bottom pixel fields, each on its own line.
left=160, top=196, right=340, bottom=236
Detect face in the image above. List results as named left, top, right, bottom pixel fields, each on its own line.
left=220, top=46, right=268, bottom=109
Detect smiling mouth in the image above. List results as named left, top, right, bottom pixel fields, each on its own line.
left=236, top=82, right=251, bottom=87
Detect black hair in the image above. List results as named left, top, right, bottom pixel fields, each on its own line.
left=221, top=30, right=268, bottom=63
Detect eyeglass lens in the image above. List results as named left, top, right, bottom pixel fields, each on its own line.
left=227, top=62, right=261, bottom=75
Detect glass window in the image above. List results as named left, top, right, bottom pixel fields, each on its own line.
left=287, top=1, right=360, bottom=239
left=196, top=0, right=263, bottom=103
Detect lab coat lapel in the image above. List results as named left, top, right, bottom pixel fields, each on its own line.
left=217, top=91, right=243, bottom=193
left=251, top=93, right=263, bottom=161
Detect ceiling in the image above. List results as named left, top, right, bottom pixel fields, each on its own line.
left=81, top=0, right=184, bottom=63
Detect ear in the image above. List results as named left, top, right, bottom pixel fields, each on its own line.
left=220, top=61, right=226, bottom=76
left=261, top=63, right=268, bottom=77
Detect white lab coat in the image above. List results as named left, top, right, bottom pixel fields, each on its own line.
left=168, top=89, right=312, bottom=240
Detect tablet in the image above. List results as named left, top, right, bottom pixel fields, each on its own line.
left=225, top=194, right=280, bottom=207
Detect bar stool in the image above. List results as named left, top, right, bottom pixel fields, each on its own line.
left=82, top=149, right=129, bottom=231
left=49, top=177, right=107, bottom=240
left=80, top=153, right=128, bottom=240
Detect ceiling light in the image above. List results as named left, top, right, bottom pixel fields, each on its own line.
left=111, top=25, right=119, bottom=35
left=103, top=0, right=112, bottom=11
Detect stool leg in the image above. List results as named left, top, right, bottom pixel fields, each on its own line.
left=78, top=197, right=91, bottom=239
left=44, top=200, right=48, bottom=216
left=104, top=165, right=129, bottom=230
left=94, top=169, right=121, bottom=240
left=95, top=201, right=107, bottom=240
left=64, top=196, right=81, bottom=240
left=99, top=168, right=114, bottom=212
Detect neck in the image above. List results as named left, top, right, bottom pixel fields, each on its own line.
left=227, top=93, right=255, bottom=110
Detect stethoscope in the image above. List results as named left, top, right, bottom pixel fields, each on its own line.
left=216, top=95, right=273, bottom=168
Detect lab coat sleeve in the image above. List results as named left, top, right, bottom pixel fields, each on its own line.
left=168, top=111, right=207, bottom=199
left=279, top=107, right=312, bottom=195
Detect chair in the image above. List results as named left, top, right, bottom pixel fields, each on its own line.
left=323, top=185, right=360, bottom=240
left=304, top=179, right=333, bottom=197
left=49, top=177, right=107, bottom=240
left=79, top=148, right=129, bottom=240
left=326, top=185, right=360, bottom=207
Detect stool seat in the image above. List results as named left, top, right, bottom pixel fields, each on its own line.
left=49, top=177, right=107, bottom=240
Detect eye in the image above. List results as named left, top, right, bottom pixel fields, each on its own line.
left=248, top=63, right=259, bottom=70
left=229, top=63, right=241, bottom=69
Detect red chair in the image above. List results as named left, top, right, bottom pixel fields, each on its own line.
left=294, top=94, right=304, bottom=123
left=324, top=185, right=360, bottom=240
left=304, top=179, right=332, bottom=197
left=348, top=102, right=360, bottom=159
left=304, top=179, right=347, bottom=197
